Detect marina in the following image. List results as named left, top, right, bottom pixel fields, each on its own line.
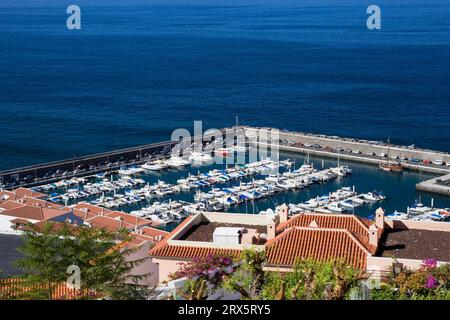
left=21, top=147, right=450, bottom=230
left=1, top=126, right=450, bottom=231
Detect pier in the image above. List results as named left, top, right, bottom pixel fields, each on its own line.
left=416, top=174, right=450, bottom=196
left=242, top=126, right=450, bottom=195
left=0, top=128, right=237, bottom=190
left=0, top=140, right=178, bottom=189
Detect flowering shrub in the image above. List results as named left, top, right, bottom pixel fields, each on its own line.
left=261, top=258, right=366, bottom=300
left=170, top=254, right=234, bottom=284
left=372, top=259, right=450, bottom=300
left=169, top=254, right=235, bottom=300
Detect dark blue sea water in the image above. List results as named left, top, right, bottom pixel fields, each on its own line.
left=1, top=1, right=450, bottom=170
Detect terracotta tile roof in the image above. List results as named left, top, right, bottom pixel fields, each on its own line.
left=148, top=216, right=240, bottom=260
left=73, top=208, right=98, bottom=220
left=150, top=244, right=242, bottom=260
left=0, top=190, right=15, bottom=203
left=20, top=197, right=58, bottom=208
left=149, top=216, right=246, bottom=260
left=266, top=227, right=369, bottom=270
left=105, top=211, right=152, bottom=228
left=131, top=226, right=168, bottom=241
left=0, top=205, right=69, bottom=221
left=277, top=213, right=370, bottom=238
left=84, top=215, right=135, bottom=233
left=0, top=200, right=26, bottom=211
left=0, top=188, right=46, bottom=204
left=73, top=202, right=157, bottom=229
left=72, top=203, right=112, bottom=216
left=0, top=277, right=93, bottom=299
left=148, top=213, right=372, bottom=270
left=15, top=187, right=46, bottom=199
left=127, top=227, right=168, bottom=247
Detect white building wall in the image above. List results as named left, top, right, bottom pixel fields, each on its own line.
left=0, top=214, right=38, bottom=235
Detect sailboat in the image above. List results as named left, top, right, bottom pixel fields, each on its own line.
left=379, top=138, right=403, bottom=172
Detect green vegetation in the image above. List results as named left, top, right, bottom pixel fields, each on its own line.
left=261, top=259, right=366, bottom=300
left=169, top=254, right=235, bottom=300
left=371, top=259, right=450, bottom=300
left=3, top=222, right=151, bottom=300
left=172, top=249, right=449, bottom=300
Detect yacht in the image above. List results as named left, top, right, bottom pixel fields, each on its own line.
left=386, top=211, right=409, bottom=220
left=164, top=156, right=190, bottom=168
left=189, top=151, right=213, bottom=163
left=326, top=203, right=345, bottom=213
left=149, top=213, right=172, bottom=226
left=142, top=160, right=167, bottom=171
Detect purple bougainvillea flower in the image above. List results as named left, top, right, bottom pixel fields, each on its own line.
left=423, top=258, right=437, bottom=269
left=424, top=275, right=438, bottom=289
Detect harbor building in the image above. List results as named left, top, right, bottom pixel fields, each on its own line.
left=150, top=206, right=450, bottom=284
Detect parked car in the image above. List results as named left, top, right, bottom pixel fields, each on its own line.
left=432, top=160, right=444, bottom=166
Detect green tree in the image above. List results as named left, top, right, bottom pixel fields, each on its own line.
left=15, top=222, right=68, bottom=299
left=261, top=258, right=366, bottom=300
left=14, top=222, right=151, bottom=300
left=222, top=249, right=266, bottom=300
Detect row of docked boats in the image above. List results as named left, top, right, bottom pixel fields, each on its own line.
left=279, top=187, right=386, bottom=215
left=189, top=164, right=352, bottom=211
left=129, top=200, right=190, bottom=225
left=120, top=146, right=250, bottom=175
left=50, top=158, right=293, bottom=209
left=119, top=152, right=215, bottom=175
left=386, top=200, right=450, bottom=222
left=91, top=159, right=293, bottom=209
left=53, top=176, right=146, bottom=203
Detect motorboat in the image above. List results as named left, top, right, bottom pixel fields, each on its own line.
left=142, top=160, right=167, bottom=171
left=189, top=151, right=213, bottom=163
left=164, top=156, right=190, bottom=168
left=386, top=211, right=409, bottom=220
left=326, top=203, right=346, bottom=213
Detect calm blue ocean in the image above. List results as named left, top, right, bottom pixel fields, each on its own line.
left=0, top=1, right=449, bottom=170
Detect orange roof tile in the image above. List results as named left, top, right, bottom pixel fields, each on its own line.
left=72, top=203, right=113, bottom=216
left=0, top=205, right=68, bottom=221
left=149, top=216, right=244, bottom=260
left=84, top=215, right=135, bottom=233
left=277, top=213, right=370, bottom=238
left=266, top=227, right=369, bottom=270
left=105, top=211, right=151, bottom=228
left=131, top=226, right=168, bottom=242
left=0, top=188, right=46, bottom=204
left=150, top=245, right=242, bottom=260
left=0, top=200, right=26, bottom=211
